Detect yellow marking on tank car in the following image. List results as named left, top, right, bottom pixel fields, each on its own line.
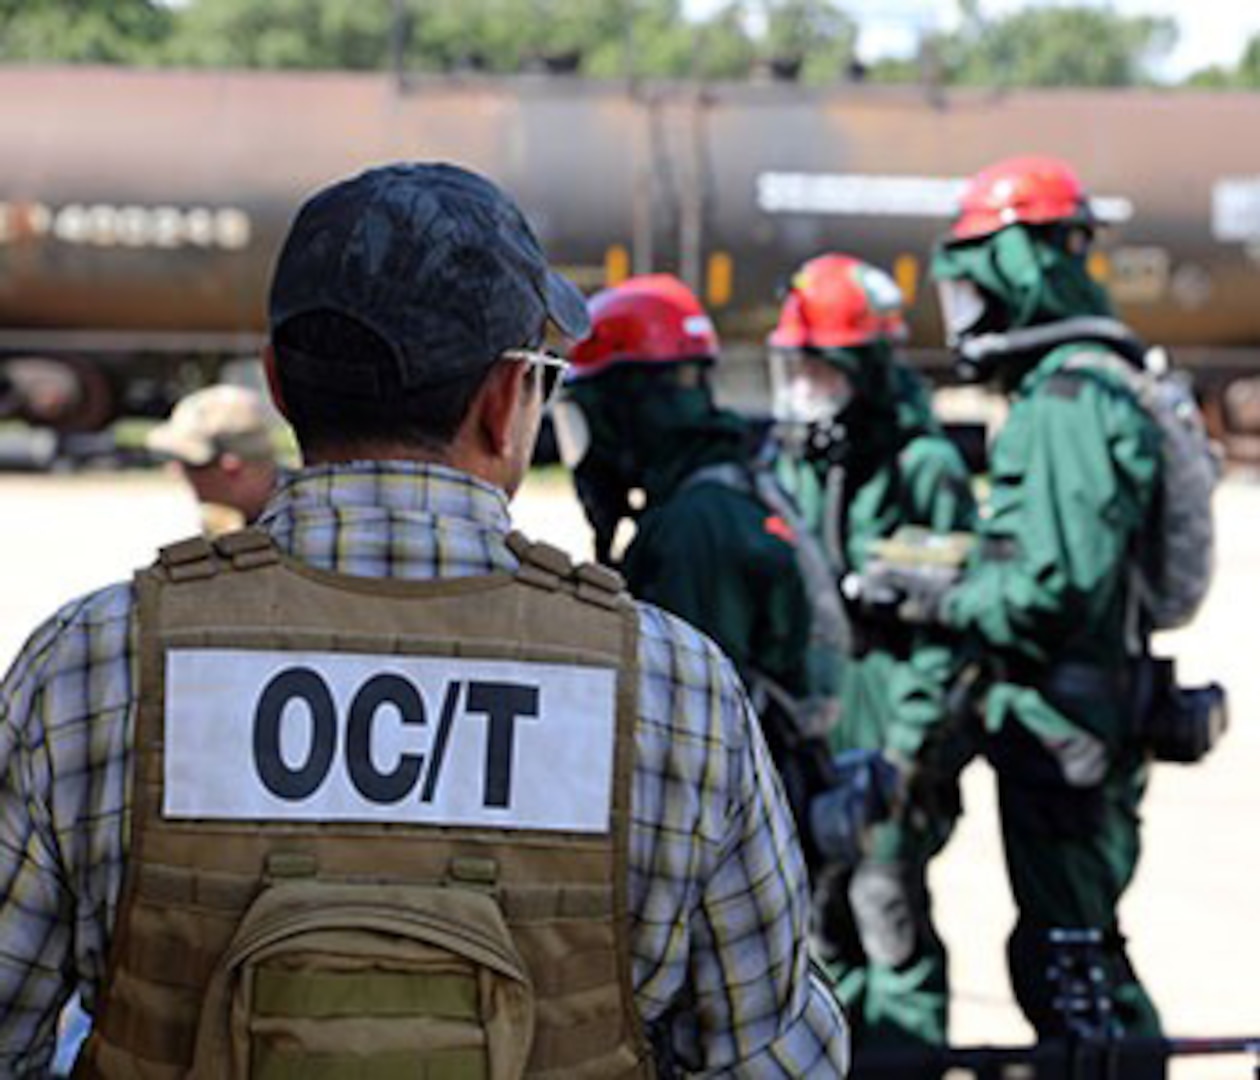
left=605, top=244, right=630, bottom=286
left=893, top=254, right=919, bottom=305
left=707, top=251, right=734, bottom=308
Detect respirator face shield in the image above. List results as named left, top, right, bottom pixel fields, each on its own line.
left=550, top=396, right=591, bottom=470
left=769, top=348, right=857, bottom=468
left=935, top=274, right=1013, bottom=384
left=553, top=365, right=712, bottom=565
left=936, top=277, right=989, bottom=347
left=552, top=386, right=636, bottom=566
left=770, top=348, right=855, bottom=427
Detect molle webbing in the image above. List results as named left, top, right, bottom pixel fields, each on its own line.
left=80, top=528, right=649, bottom=1079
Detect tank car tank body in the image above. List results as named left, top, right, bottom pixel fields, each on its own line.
left=1, top=65, right=1258, bottom=432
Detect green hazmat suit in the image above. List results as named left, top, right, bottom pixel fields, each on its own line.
left=933, top=224, right=1165, bottom=1047
left=777, top=348, right=976, bottom=1053
left=625, top=409, right=811, bottom=703
left=564, top=366, right=840, bottom=869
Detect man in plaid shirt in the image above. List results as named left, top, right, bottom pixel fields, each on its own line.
left=0, top=163, right=848, bottom=1077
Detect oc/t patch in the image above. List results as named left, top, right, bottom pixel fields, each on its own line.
left=163, top=648, right=618, bottom=833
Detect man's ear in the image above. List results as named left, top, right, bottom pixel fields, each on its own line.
left=262, top=344, right=289, bottom=420
left=474, top=360, right=528, bottom=456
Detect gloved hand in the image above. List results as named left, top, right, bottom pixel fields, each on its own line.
left=842, top=565, right=956, bottom=626
left=807, top=749, right=903, bottom=869
left=896, top=674, right=984, bottom=830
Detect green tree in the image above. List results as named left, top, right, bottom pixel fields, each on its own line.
left=0, top=0, right=171, bottom=64
left=1183, top=64, right=1236, bottom=89
left=762, top=0, right=855, bottom=83
left=867, top=53, right=927, bottom=84
left=1235, top=35, right=1260, bottom=88
left=688, top=3, right=757, bottom=81
left=166, top=0, right=390, bottom=69
left=164, top=0, right=850, bottom=82
left=167, top=0, right=702, bottom=77
left=946, top=6, right=1176, bottom=88
left=0, top=0, right=1195, bottom=89
left=1179, top=33, right=1260, bottom=88
left=581, top=0, right=699, bottom=79
left=404, top=0, right=529, bottom=73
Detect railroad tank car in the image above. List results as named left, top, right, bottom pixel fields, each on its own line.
left=1, top=65, right=1259, bottom=432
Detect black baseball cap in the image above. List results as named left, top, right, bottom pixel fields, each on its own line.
left=268, top=162, right=589, bottom=394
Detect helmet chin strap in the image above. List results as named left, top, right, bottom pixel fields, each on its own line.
left=957, top=316, right=1146, bottom=380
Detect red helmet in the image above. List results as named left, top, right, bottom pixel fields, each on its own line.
left=768, top=254, right=907, bottom=350
left=568, top=274, right=719, bottom=379
left=950, top=155, right=1094, bottom=242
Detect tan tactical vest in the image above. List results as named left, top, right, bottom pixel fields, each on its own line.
left=78, top=528, right=651, bottom=1080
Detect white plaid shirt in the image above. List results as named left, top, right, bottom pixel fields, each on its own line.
left=0, top=461, right=849, bottom=1076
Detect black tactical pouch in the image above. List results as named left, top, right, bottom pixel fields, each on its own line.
left=1132, top=656, right=1229, bottom=764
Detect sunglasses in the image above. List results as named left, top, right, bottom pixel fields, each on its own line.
left=500, top=348, right=569, bottom=405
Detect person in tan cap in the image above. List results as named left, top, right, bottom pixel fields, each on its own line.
left=146, top=383, right=279, bottom=532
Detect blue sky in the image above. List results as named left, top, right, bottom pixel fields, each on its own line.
left=681, top=1, right=1260, bottom=81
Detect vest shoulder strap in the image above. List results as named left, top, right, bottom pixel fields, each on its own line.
left=154, top=526, right=629, bottom=610
left=153, top=527, right=281, bottom=583
left=506, top=529, right=628, bottom=610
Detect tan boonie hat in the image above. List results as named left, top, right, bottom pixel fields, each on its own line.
left=146, top=385, right=275, bottom=467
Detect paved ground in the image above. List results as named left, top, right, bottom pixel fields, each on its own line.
left=2, top=466, right=1257, bottom=1076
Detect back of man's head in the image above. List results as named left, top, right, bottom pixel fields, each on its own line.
left=267, top=162, right=588, bottom=458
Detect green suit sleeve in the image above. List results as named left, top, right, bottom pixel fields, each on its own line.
left=899, top=435, right=977, bottom=534
left=942, top=373, right=1158, bottom=661
left=857, top=435, right=978, bottom=759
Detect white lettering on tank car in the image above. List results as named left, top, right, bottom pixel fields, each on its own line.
left=1213, top=177, right=1260, bottom=242
left=0, top=201, right=256, bottom=250
left=757, top=173, right=967, bottom=217
left=163, top=648, right=618, bottom=832
left=757, top=172, right=1133, bottom=224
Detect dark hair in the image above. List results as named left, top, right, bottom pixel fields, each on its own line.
left=272, top=311, right=493, bottom=455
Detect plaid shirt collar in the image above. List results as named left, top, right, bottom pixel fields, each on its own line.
left=255, top=460, right=518, bottom=579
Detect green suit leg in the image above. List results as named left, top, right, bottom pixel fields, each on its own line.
left=991, top=721, right=1162, bottom=1046
left=813, top=653, right=957, bottom=1052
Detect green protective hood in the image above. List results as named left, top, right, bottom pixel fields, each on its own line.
left=889, top=361, right=941, bottom=439
left=816, top=340, right=898, bottom=408
left=568, top=365, right=748, bottom=504
left=810, top=345, right=939, bottom=472
left=636, top=396, right=749, bottom=502
left=931, top=224, right=1112, bottom=328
